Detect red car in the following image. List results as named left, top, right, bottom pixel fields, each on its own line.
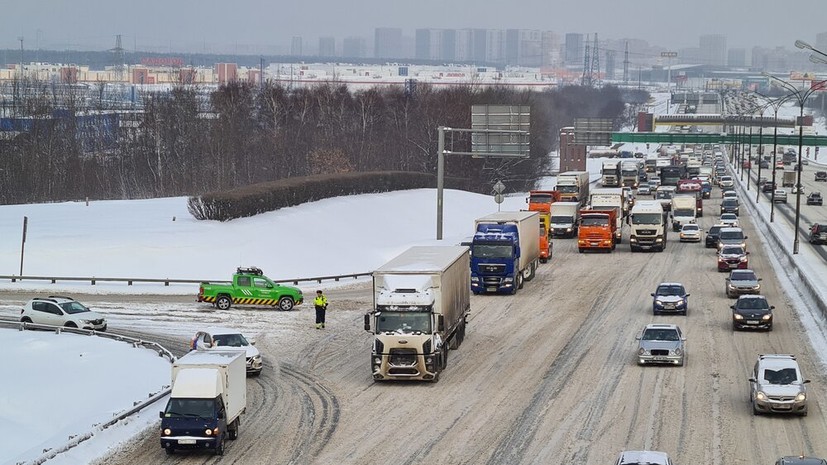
left=718, top=245, right=749, bottom=272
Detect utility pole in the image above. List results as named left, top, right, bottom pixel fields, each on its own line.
left=623, top=41, right=629, bottom=83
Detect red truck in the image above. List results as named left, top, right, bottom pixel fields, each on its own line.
left=577, top=209, right=618, bottom=253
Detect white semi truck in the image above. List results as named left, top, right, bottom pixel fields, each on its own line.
left=160, top=350, right=247, bottom=456
left=556, top=171, right=591, bottom=206
left=549, top=201, right=581, bottom=238
left=601, top=160, right=621, bottom=187
left=620, top=160, right=641, bottom=188
left=629, top=200, right=667, bottom=252
left=365, top=246, right=471, bottom=382
left=589, top=187, right=625, bottom=243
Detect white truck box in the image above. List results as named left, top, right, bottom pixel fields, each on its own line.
left=549, top=201, right=580, bottom=237
left=172, top=349, right=247, bottom=424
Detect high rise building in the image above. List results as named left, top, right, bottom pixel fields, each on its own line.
left=486, top=30, right=506, bottom=65
left=415, top=29, right=455, bottom=61
left=291, top=37, right=303, bottom=56
left=541, top=31, right=561, bottom=68
left=374, top=28, right=403, bottom=59
left=727, top=48, right=746, bottom=68
left=318, top=37, right=336, bottom=57
left=564, top=33, right=584, bottom=66
left=699, top=34, right=727, bottom=66
left=343, top=37, right=367, bottom=59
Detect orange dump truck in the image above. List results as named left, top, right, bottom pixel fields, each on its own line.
left=527, top=190, right=562, bottom=263
left=577, top=208, right=618, bottom=253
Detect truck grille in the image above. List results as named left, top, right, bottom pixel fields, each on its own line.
left=389, top=349, right=417, bottom=366
left=479, top=264, right=505, bottom=274
left=636, top=229, right=656, bottom=236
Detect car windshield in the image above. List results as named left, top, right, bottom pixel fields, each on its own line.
left=737, top=298, right=769, bottom=310
left=682, top=224, right=699, bottom=231
left=731, top=271, right=756, bottom=281
left=164, top=398, right=216, bottom=419
left=59, top=301, right=91, bottom=314
left=656, top=285, right=685, bottom=296
left=720, top=231, right=744, bottom=240
left=816, top=225, right=827, bottom=233
left=550, top=215, right=574, bottom=224
left=375, top=310, right=432, bottom=334
left=722, top=199, right=738, bottom=206
left=642, top=328, right=680, bottom=341
left=581, top=216, right=609, bottom=226
left=708, top=226, right=722, bottom=235
left=762, top=367, right=798, bottom=385
left=212, top=333, right=249, bottom=347
left=721, top=246, right=745, bottom=255
left=721, top=214, right=736, bottom=220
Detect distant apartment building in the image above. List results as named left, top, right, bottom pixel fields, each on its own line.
left=486, top=29, right=506, bottom=65
left=564, top=33, right=584, bottom=66
left=216, top=63, right=238, bottom=83
left=541, top=31, right=561, bottom=68
left=505, top=29, right=544, bottom=67
left=415, top=29, right=456, bottom=61
left=559, top=126, right=587, bottom=172
left=677, top=47, right=701, bottom=64
left=291, top=37, right=303, bottom=56
left=374, top=27, right=403, bottom=59
left=319, top=37, right=336, bottom=57
left=342, top=37, right=367, bottom=59
left=699, top=34, right=727, bottom=66
left=727, top=48, right=746, bottom=68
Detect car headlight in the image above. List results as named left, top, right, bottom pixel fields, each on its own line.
left=676, top=300, right=686, bottom=307
left=739, top=256, right=748, bottom=262
left=654, top=300, right=664, bottom=306
left=252, top=354, right=262, bottom=361
left=795, top=393, right=806, bottom=402
left=638, top=348, right=646, bottom=355
left=471, top=277, right=479, bottom=283
left=503, top=278, right=513, bottom=284
left=756, top=391, right=767, bottom=401
left=205, top=428, right=213, bottom=436
left=674, top=347, right=682, bottom=356
left=734, top=314, right=744, bottom=320
left=163, top=428, right=172, bottom=436
left=373, top=357, right=381, bottom=365
left=762, top=314, right=772, bottom=320
left=727, top=283, right=735, bottom=290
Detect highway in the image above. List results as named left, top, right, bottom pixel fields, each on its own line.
left=3, top=168, right=827, bottom=464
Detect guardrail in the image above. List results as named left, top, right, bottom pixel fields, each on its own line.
left=0, top=271, right=373, bottom=287
left=0, top=321, right=175, bottom=465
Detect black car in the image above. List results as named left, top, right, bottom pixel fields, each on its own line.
left=706, top=224, right=727, bottom=248
left=816, top=171, right=827, bottom=182
left=721, top=198, right=740, bottom=216
left=762, top=181, right=775, bottom=193
left=731, top=295, right=774, bottom=331
left=807, top=192, right=823, bottom=206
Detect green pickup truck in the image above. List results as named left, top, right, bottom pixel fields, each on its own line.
left=198, top=267, right=304, bottom=311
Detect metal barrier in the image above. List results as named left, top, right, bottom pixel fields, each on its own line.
left=0, top=321, right=175, bottom=465
left=0, top=271, right=372, bottom=287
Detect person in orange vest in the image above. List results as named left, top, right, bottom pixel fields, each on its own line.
left=314, top=290, right=329, bottom=329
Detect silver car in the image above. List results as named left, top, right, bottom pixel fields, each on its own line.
left=636, top=324, right=686, bottom=366
left=749, top=354, right=809, bottom=416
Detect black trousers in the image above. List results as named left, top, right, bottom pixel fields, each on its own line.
left=315, top=306, right=326, bottom=324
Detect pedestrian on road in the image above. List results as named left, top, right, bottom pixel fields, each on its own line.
left=314, top=290, right=328, bottom=329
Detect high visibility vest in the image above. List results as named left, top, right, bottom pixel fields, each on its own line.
left=314, top=295, right=328, bottom=307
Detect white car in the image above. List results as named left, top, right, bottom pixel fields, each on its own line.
left=720, top=213, right=739, bottom=227
left=637, top=185, right=651, bottom=196
left=192, top=327, right=263, bottom=375
left=679, top=223, right=702, bottom=242
left=20, top=296, right=107, bottom=331
left=722, top=190, right=738, bottom=200
left=615, top=451, right=673, bottom=465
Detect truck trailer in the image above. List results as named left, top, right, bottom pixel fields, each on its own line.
left=471, top=211, right=541, bottom=295
left=160, top=350, right=247, bottom=456
left=366, top=246, right=470, bottom=382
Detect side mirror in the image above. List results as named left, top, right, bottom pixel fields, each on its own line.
left=681, top=337, right=686, bottom=341
left=770, top=306, right=776, bottom=310
left=804, top=379, right=811, bottom=384
left=758, top=278, right=763, bottom=281
left=685, top=294, right=690, bottom=297
left=650, top=293, right=655, bottom=297
left=635, top=336, right=641, bottom=340
left=438, top=315, right=445, bottom=332
left=364, top=313, right=371, bottom=331
left=249, top=338, right=256, bottom=346
left=748, top=378, right=756, bottom=383
left=744, top=236, right=749, bottom=239
left=730, top=305, right=735, bottom=310
left=218, top=410, right=225, bottom=420
left=159, top=411, right=165, bottom=419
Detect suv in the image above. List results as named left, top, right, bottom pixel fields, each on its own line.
left=725, top=269, right=761, bottom=298
left=807, top=192, right=823, bottom=206
left=749, top=354, right=809, bottom=416
left=810, top=223, right=827, bottom=245
left=717, top=227, right=748, bottom=251
left=635, top=324, right=686, bottom=366
left=731, top=295, right=773, bottom=330
left=651, top=282, right=690, bottom=315
left=775, top=457, right=827, bottom=465
left=20, top=296, right=107, bottom=331
left=774, top=189, right=788, bottom=203
left=192, top=327, right=263, bottom=375
left=615, top=451, right=673, bottom=465
left=815, top=171, right=827, bottom=182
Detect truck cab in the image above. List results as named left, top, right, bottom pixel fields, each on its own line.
left=578, top=209, right=617, bottom=253
left=630, top=201, right=667, bottom=252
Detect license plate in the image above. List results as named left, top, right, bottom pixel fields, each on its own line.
left=774, top=404, right=792, bottom=410
left=487, top=287, right=497, bottom=292
left=178, top=439, right=196, bottom=445
left=746, top=320, right=759, bottom=325
left=664, top=304, right=675, bottom=309
left=653, top=356, right=669, bottom=361
left=591, top=242, right=599, bottom=246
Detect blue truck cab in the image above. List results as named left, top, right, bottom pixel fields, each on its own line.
left=471, top=223, right=521, bottom=294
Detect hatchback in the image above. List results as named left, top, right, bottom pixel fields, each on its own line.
left=20, top=296, right=107, bottom=331
left=615, top=451, right=674, bottom=465
left=651, top=282, right=689, bottom=315
left=718, top=245, right=749, bottom=272
left=749, top=354, right=809, bottom=415
left=732, top=295, right=773, bottom=330
left=636, top=324, right=686, bottom=366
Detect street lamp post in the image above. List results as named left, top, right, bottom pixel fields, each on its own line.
left=766, top=73, right=822, bottom=254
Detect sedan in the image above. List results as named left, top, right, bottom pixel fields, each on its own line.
left=807, top=192, right=823, bottom=206
left=762, top=181, right=775, bottom=193
left=719, top=213, right=739, bottom=227
left=637, top=185, right=651, bottom=196
left=732, top=295, right=774, bottom=331
left=636, top=324, right=686, bottom=366
left=679, top=223, right=701, bottom=243
left=773, top=189, right=788, bottom=203
left=718, top=245, right=749, bottom=272
left=651, top=282, right=690, bottom=315
left=725, top=269, right=762, bottom=298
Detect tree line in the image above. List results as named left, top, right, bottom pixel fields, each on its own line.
left=0, top=78, right=638, bottom=205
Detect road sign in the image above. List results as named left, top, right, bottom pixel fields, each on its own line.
left=493, top=180, right=506, bottom=194
left=494, top=194, right=504, bottom=204
left=471, top=105, right=530, bottom=158
left=661, top=52, right=678, bottom=58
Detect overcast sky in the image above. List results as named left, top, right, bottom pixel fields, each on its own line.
left=1, top=0, right=825, bottom=55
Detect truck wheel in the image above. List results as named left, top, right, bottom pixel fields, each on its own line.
left=216, top=295, right=232, bottom=310
left=441, top=346, right=449, bottom=369
left=578, top=248, right=584, bottom=253
left=215, top=436, right=225, bottom=456
left=517, top=273, right=524, bottom=289
left=228, top=419, right=239, bottom=440
left=526, top=262, right=536, bottom=281
left=278, top=296, right=295, bottom=311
